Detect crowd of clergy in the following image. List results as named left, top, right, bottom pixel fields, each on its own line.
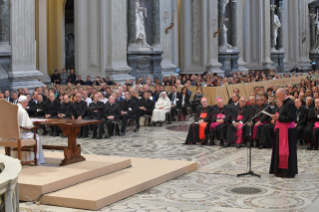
left=185, top=78, right=319, bottom=151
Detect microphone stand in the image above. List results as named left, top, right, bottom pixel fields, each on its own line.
left=237, top=103, right=272, bottom=178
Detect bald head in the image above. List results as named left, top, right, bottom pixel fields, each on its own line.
left=276, top=88, right=287, bottom=102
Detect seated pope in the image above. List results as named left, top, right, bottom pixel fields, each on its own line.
left=11, top=95, right=45, bottom=164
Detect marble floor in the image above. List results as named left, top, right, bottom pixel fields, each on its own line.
left=19, top=120, right=319, bottom=212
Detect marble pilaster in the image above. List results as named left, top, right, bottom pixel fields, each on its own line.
left=152, top=0, right=161, bottom=51
left=270, top=0, right=276, bottom=52
left=298, top=0, right=311, bottom=71
left=230, top=0, right=238, bottom=52
left=236, top=0, right=247, bottom=73
left=160, top=0, right=178, bottom=77
left=277, top=1, right=284, bottom=52
left=9, top=0, right=44, bottom=91
left=127, top=0, right=137, bottom=50
left=37, top=0, right=50, bottom=85
left=0, top=0, right=11, bottom=91
left=262, top=0, right=273, bottom=70
left=309, top=7, right=317, bottom=54
left=205, top=0, right=223, bottom=76
left=218, top=0, right=226, bottom=52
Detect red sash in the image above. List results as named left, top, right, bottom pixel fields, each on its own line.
left=199, top=113, right=208, bottom=140
left=236, top=115, right=244, bottom=144
left=210, top=114, right=225, bottom=131
left=275, top=120, right=294, bottom=170
left=252, top=119, right=265, bottom=139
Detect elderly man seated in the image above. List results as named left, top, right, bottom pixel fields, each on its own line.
left=11, top=96, right=45, bottom=164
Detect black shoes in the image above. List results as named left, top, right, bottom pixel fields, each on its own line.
left=220, top=140, right=224, bottom=147
left=236, top=143, right=241, bottom=149
left=43, top=131, right=48, bottom=136
left=133, top=128, right=139, bottom=132
left=96, top=135, right=102, bottom=139
left=82, top=135, right=88, bottom=138
left=120, top=132, right=125, bottom=136
left=159, top=122, right=163, bottom=127
left=104, top=135, right=110, bottom=139
left=77, top=134, right=82, bottom=138
left=307, top=145, right=312, bottom=150
left=258, top=145, right=264, bottom=149
left=207, top=140, right=214, bottom=146
left=92, top=134, right=97, bottom=139
left=223, top=143, right=230, bottom=148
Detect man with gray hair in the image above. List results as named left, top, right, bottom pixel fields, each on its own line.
left=269, top=88, right=298, bottom=178
left=10, top=95, right=45, bottom=164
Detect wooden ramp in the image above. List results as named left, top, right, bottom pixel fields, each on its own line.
left=41, top=158, right=197, bottom=210
left=18, top=152, right=131, bottom=201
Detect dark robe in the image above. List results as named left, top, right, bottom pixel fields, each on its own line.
left=259, top=105, right=281, bottom=148
left=185, top=106, right=211, bottom=144
left=304, top=107, right=319, bottom=147
left=102, top=102, right=122, bottom=136
left=59, top=102, right=73, bottom=119
left=225, top=106, right=246, bottom=145
left=269, top=98, right=298, bottom=178
left=295, top=106, right=308, bottom=142
left=209, top=106, right=230, bottom=140
left=243, top=104, right=265, bottom=140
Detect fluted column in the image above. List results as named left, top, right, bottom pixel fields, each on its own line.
left=230, top=0, right=238, bottom=52
left=277, top=0, right=284, bottom=52
left=152, top=0, right=160, bottom=50
left=310, top=7, right=317, bottom=54
left=218, top=0, right=226, bottom=51
left=270, top=0, right=276, bottom=52
left=128, top=0, right=137, bottom=49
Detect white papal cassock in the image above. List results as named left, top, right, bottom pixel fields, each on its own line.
left=11, top=104, right=45, bottom=164
left=152, top=92, right=171, bottom=122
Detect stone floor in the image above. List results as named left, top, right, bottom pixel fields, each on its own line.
left=20, top=120, right=319, bottom=212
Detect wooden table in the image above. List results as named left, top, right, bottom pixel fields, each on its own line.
left=34, top=119, right=102, bottom=166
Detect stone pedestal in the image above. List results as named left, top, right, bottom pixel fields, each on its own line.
left=309, top=8, right=317, bottom=54
left=271, top=52, right=285, bottom=73
left=309, top=53, right=319, bottom=70
left=9, top=0, right=44, bottom=91
left=128, top=51, right=163, bottom=82
left=219, top=52, right=239, bottom=76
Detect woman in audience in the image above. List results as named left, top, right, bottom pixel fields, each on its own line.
left=152, top=92, right=171, bottom=126
left=58, top=93, right=64, bottom=104
left=298, top=79, right=306, bottom=92
left=294, top=91, right=299, bottom=99
left=171, top=77, right=177, bottom=86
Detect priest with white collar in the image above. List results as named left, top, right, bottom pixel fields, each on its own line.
left=11, top=95, right=45, bottom=164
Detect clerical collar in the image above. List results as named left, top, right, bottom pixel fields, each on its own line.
left=234, top=102, right=238, bottom=106
left=270, top=105, right=275, bottom=109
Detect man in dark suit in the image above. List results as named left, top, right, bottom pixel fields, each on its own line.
left=120, top=91, right=138, bottom=136
left=4, top=90, right=12, bottom=102
left=102, top=96, right=121, bottom=138
left=83, top=94, right=104, bottom=139
left=45, top=93, right=61, bottom=136
left=169, top=85, right=182, bottom=121
left=51, top=69, right=61, bottom=85
left=32, top=95, right=48, bottom=135
left=291, top=65, right=299, bottom=73
left=74, top=75, right=85, bottom=85
left=72, top=93, right=87, bottom=138
left=295, top=98, right=308, bottom=145
left=25, top=93, right=35, bottom=117
left=227, top=88, right=240, bottom=105
left=11, top=91, right=18, bottom=105
left=138, top=91, right=155, bottom=128
left=58, top=95, right=73, bottom=120
left=84, top=76, right=93, bottom=86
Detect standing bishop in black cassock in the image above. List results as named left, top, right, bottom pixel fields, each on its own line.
left=269, top=89, right=298, bottom=178
left=294, top=99, right=308, bottom=145
left=184, top=97, right=211, bottom=145
left=258, top=100, right=282, bottom=149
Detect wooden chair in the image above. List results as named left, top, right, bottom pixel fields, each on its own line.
left=0, top=100, right=38, bottom=166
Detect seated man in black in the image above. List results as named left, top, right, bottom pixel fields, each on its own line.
left=138, top=91, right=154, bottom=127
left=32, top=95, right=48, bottom=135
left=83, top=94, right=104, bottom=139
left=169, top=85, right=182, bottom=121
left=103, top=95, right=121, bottom=138
left=72, top=93, right=87, bottom=138
left=58, top=95, right=73, bottom=120
left=44, top=93, right=61, bottom=136
left=120, top=91, right=138, bottom=136
left=26, top=93, right=35, bottom=117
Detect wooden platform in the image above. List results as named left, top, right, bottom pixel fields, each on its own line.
left=18, top=152, right=131, bottom=201
left=41, top=157, right=197, bottom=210
left=16, top=151, right=197, bottom=210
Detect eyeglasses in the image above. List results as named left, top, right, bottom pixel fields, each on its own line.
left=256, top=99, right=263, bottom=101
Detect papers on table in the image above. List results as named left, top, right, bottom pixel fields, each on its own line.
left=30, top=118, right=48, bottom=123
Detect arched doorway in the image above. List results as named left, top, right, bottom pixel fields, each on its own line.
left=65, top=0, right=75, bottom=71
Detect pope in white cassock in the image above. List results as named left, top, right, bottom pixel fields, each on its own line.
left=11, top=95, right=45, bottom=164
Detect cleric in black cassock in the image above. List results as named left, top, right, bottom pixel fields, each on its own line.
left=225, top=97, right=248, bottom=148
left=269, top=89, right=298, bottom=178
left=243, top=95, right=265, bottom=147
left=209, top=98, right=230, bottom=146
left=304, top=103, right=319, bottom=150
left=258, top=99, right=282, bottom=149
left=310, top=99, right=319, bottom=150
left=294, top=99, right=308, bottom=145
left=184, top=98, right=212, bottom=145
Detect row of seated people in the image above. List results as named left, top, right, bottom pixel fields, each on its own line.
left=184, top=93, right=312, bottom=149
